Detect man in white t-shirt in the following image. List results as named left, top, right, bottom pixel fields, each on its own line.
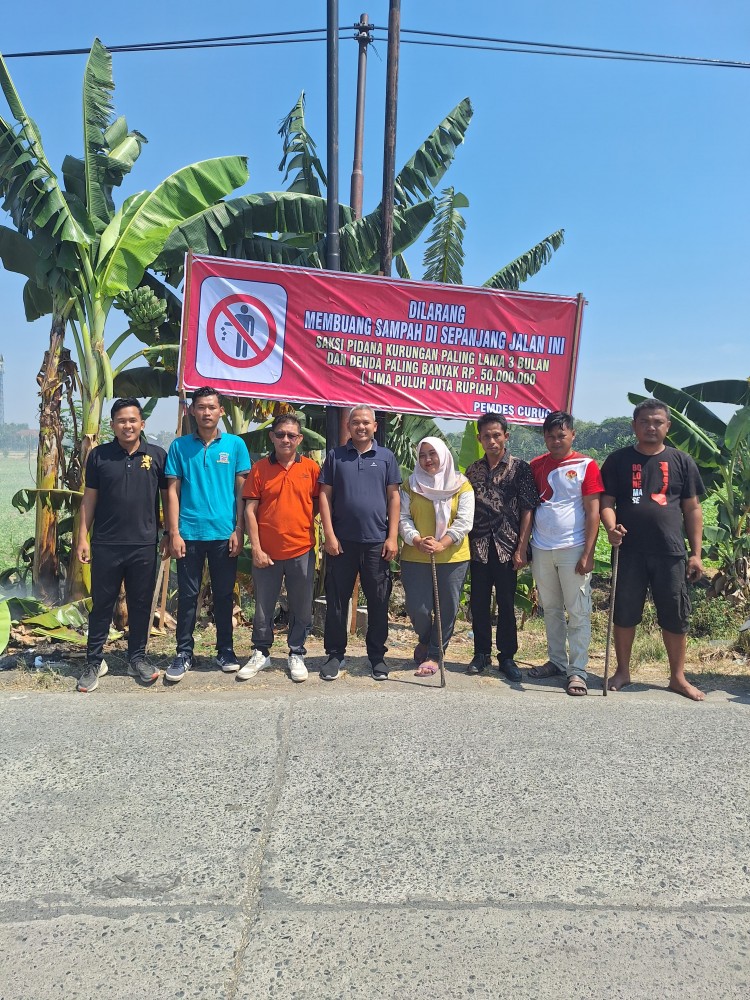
left=529, top=411, right=604, bottom=695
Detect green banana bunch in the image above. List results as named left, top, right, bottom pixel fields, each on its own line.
left=114, top=286, right=168, bottom=335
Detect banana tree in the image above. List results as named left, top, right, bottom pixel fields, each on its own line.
left=420, top=186, right=565, bottom=290
left=629, top=378, right=750, bottom=602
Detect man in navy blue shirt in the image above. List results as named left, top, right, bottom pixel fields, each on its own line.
left=318, top=405, right=401, bottom=681
left=76, top=398, right=168, bottom=692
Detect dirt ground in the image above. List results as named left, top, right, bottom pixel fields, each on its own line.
left=3, top=606, right=749, bottom=698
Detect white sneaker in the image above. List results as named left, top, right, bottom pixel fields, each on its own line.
left=288, top=653, right=308, bottom=683
left=236, top=649, right=271, bottom=681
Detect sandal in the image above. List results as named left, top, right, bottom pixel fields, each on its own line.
left=566, top=675, right=588, bottom=696
left=415, top=660, right=439, bottom=677
left=528, top=661, right=564, bottom=679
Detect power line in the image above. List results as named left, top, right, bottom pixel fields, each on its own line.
left=3, top=26, right=748, bottom=70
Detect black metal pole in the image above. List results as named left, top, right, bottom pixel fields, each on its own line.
left=326, top=0, right=341, bottom=451
left=379, top=0, right=401, bottom=278
left=350, top=13, right=371, bottom=220
left=326, top=0, right=340, bottom=273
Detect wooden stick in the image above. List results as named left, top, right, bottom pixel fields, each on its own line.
left=603, top=546, right=620, bottom=697
left=430, top=553, right=446, bottom=689
left=145, top=554, right=168, bottom=653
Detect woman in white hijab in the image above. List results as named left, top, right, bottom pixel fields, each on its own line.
left=399, top=437, right=475, bottom=676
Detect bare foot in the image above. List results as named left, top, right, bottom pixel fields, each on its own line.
left=607, top=666, right=632, bottom=692
left=668, top=677, right=705, bottom=701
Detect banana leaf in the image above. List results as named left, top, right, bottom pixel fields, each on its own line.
left=0, top=599, right=10, bottom=654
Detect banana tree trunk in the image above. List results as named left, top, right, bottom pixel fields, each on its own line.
left=33, top=315, right=66, bottom=601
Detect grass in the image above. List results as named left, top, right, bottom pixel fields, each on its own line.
left=0, top=454, right=36, bottom=572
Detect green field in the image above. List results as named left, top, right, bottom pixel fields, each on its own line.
left=0, top=455, right=36, bottom=570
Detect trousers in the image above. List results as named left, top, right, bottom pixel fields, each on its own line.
left=251, top=549, right=315, bottom=654
left=469, top=544, right=518, bottom=660
left=531, top=543, right=591, bottom=679
left=176, top=539, right=237, bottom=655
left=87, top=543, right=157, bottom=664
left=324, top=541, right=392, bottom=663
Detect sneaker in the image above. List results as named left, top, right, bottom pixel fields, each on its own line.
left=166, top=653, right=192, bottom=684
left=320, top=656, right=344, bottom=681
left=216, top=649, right=241, bottom=673
left=77, top=660, right=107, bottom=693
left=128, top=656, right=160, bottom=684
left=370, top=662, right=388, bottom=682
left=498, top=656, right=522, bottom=681
left=237, top=649, right=271, bottom=681
left=288, top=653, right=308, bottom=683
left=466, top=653, right=490, bottom=676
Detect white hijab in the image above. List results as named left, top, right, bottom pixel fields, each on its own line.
left=408, top=437, right=467, bottom=539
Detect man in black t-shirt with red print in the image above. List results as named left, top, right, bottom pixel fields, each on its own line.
left=600, top=398, right=705, bottom=701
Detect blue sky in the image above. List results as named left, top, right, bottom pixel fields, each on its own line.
left=1, top=1, right=748, bottom=431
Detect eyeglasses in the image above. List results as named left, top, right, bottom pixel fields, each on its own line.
left=272, top=431, right=300, bottom=439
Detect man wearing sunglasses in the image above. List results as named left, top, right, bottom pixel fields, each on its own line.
left=238, top=413, right=320, bottom=682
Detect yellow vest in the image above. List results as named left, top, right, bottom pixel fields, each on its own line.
left=400, top=482, right=472, bottom=565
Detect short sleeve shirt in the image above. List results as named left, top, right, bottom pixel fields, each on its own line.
left=466, top=453, right=539, bottom=563
left=86, top=440, right=168, bottom=546
left=318, top=440, right=402, bottom=543
left=600, top=445, right=704, bottom=556
left=242, top=453, right=320, bottom=560
left=165, top=431, right=251, bottom=541
left=530, top=451, right=604, bottom=550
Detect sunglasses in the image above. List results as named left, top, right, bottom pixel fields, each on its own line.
left=272, top=431, right=301, bottom=439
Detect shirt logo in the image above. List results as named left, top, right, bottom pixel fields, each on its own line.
left=565, top=469, right=577, bottom=480
left=140, top=454, right=152, bottom=471
left=370, top=461, right=378, bottom=467
left=218, top=452, right=230, bottom=464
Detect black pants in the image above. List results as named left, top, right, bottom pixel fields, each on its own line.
left=324, top=541, right=392, bottom=663
left=87, top=543, right=158, bottom=664
left=176, top=539, right=238, bottom=655
left=469, top=544, right=518, bottom=660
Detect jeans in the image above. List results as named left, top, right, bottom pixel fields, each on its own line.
left=531, top=543, right=591, bottom=679
left=252, top=549, right=315, bottom=654
left=324, top=541, right=392, bottom=664
left=176, top=539, right=238, bottom=655
left=401, top=560, right=469, bottom=660
left=87, top=543, right=157, bottom=663
left=469, top=544, right=518, bottom=660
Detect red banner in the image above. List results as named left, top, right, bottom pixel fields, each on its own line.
left=180, top=255, right=584, bottom=425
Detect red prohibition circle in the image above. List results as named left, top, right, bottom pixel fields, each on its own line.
left=206, top=293, right=278, bottom=368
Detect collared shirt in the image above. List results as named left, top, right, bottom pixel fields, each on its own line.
left=85, top=439, right=168, bottom=546
left=466, top=452, right=539, bottom=563
left=242, top=451, right=320, bottom=560
left=318, top=438, right=402, bottom=543
left=165, top=430, right=251, bottom=540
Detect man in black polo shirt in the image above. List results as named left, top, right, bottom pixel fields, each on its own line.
left=75, top=398, right=168, bottom=692
left=318, top=404, right=401, bottom=681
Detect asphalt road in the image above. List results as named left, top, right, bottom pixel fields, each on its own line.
left=2, top=669, right=749, bottom=999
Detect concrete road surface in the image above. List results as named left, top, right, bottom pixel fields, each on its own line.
left=1, top=670, right=749, bottom=999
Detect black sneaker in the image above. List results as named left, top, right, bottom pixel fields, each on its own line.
left=320, top=656, right=344, bottom=681
left=370, top=662, right=388, bottom=681
left=467, top=653, right=490, bottom=676
left=166, top=653, right=192, bottom=684
left=77, top=660, right=107, bottom=693
left=498, top=656, right=522, bottom=681
left=216, top=649, right=241, bottom=673
left=128, top=656, right=160, bottom=684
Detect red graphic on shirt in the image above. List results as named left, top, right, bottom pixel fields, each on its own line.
left=651, top=460, right=669, bottom=506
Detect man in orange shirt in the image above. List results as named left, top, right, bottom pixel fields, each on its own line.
left=239, top=414, right=319, bottom=682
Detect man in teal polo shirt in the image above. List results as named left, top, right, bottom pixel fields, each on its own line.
left=165, top=386, right=251, bottom=682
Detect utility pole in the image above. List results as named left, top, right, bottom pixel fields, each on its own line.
left=350, top=14, right=372, bottom=220
left=325, top=0, right=341, bottom=453
left=379, top=0, right=401, bottom=278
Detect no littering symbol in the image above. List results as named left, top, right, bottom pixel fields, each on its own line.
left=206, top=293, right=278, bottom=369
